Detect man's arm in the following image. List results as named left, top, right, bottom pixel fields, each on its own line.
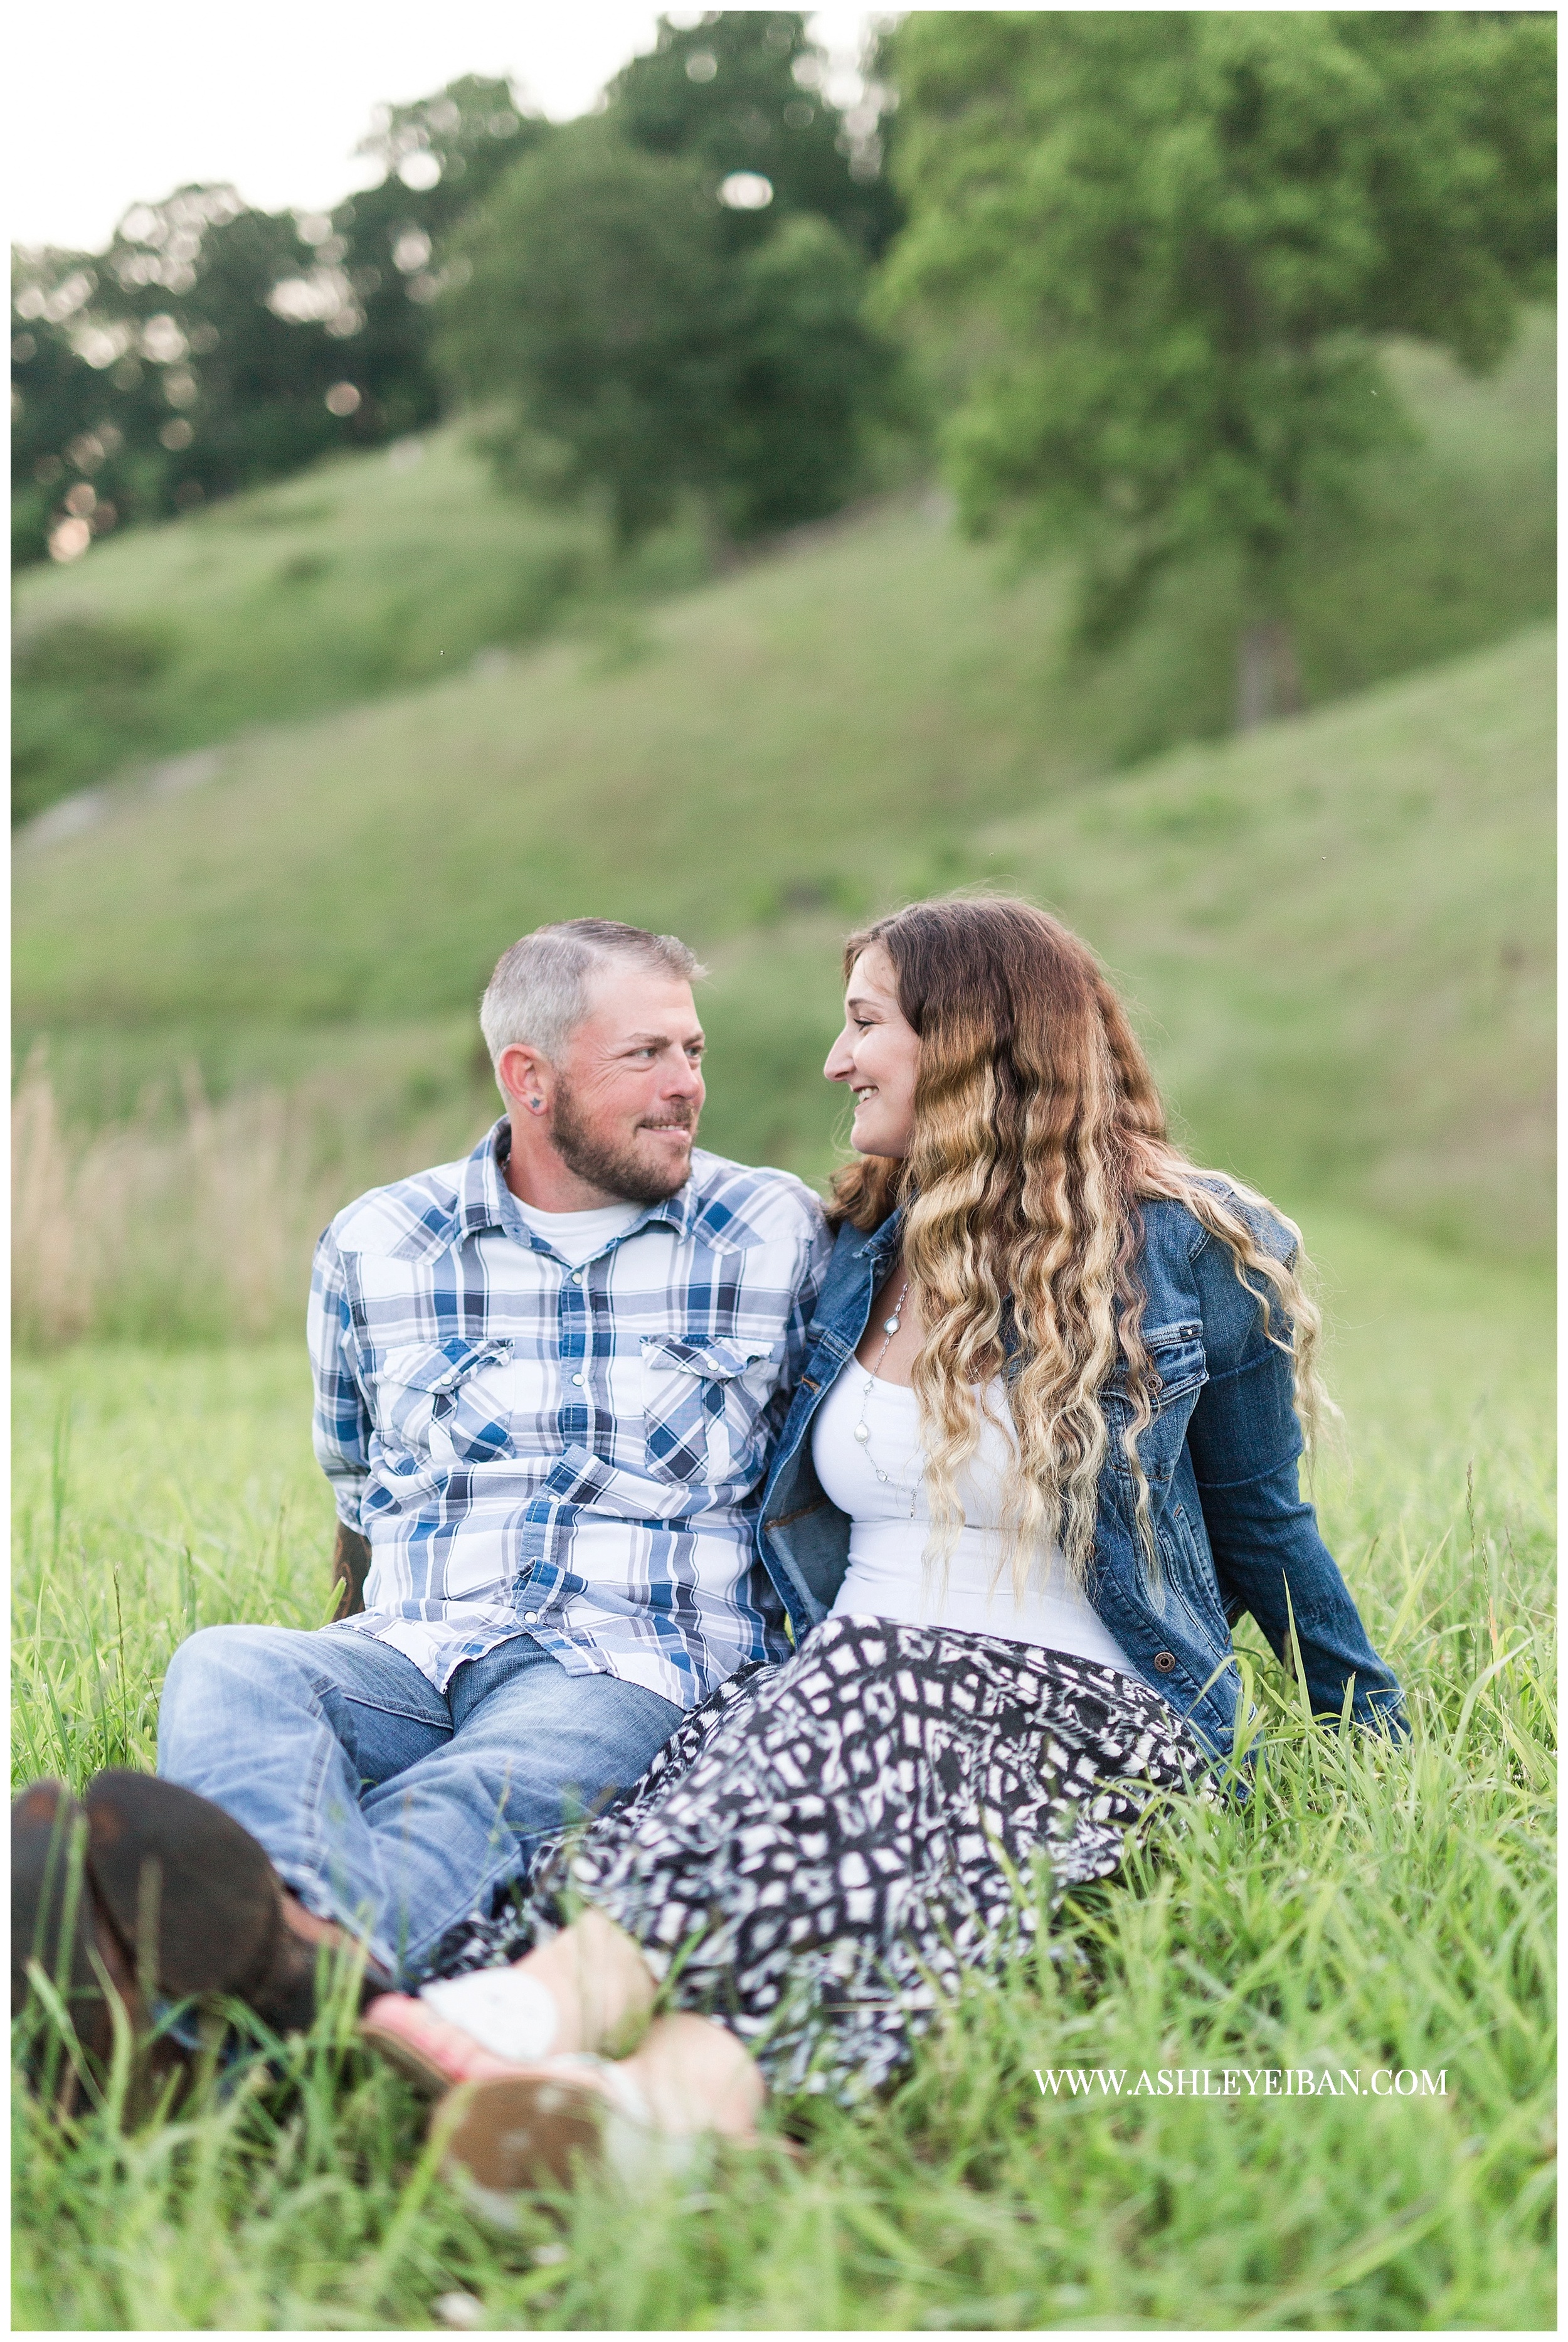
left=329, top=1522, right=373, bottom=1619
left=307, top=1224, right=376, bottom=1614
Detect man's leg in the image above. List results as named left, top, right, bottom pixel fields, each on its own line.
left=157, top=1621, right=453, bottom=1977
left=358, top=1639, right=681, bottom=1981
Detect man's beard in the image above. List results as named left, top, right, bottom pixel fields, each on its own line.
left=548, top=1078, right=697, bottom=1205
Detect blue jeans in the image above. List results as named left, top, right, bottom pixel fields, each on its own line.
left=156, top=1623, right=681, bottom=1983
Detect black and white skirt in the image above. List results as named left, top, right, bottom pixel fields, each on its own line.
left=437, top=1613, right=1207, bottom=2102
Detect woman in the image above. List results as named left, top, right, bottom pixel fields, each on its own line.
left=363, top=898, right=1405, bottom=2190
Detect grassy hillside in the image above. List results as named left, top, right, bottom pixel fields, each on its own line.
left=9, top=435, right=658, bottom=826
left=14, top=573, right=1552, bottom=1296
left=10, top=310, right=1556, bottom=826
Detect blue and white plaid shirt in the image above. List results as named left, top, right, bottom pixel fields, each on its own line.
left=307, top=1119, right=832, bottom=1711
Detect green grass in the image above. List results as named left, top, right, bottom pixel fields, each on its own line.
left=11, top=310, right=1554, bottom=828
left=11, top=1208, right=1554, bottom=2328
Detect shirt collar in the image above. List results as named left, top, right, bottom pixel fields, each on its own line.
left=461, top=1117, right=702, bottom=1252
left=855, top=1202, right=905, bottom=1261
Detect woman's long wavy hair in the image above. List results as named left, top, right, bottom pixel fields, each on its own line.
left=828, top=897, right=1332, bottom=1597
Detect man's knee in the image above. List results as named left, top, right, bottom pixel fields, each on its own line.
left=160, top=1622, right=314, bottom=1734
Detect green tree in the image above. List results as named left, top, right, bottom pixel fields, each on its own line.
left=440, top=125, right=733, bottom=546
left=720, top=213, right=896, bottom=535
left=12, top=191, right=359, bottom=563
left=10, top=78, right=538, bottom=567
left=440, top=114, right=897, bottom=547
left=881, top=11, right=1556, bottom=724
left=328, top=76, right=548, bottom=440
left=608, top=9, right=903, bottom=257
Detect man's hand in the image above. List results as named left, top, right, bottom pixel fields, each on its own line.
left=330, top=1523, right=373, bottom=1619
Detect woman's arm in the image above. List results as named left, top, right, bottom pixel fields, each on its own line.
left=1185, top=1233, right=1407, bottom=1737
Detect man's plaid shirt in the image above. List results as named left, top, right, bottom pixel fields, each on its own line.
left=308, top=1119, right=831, bottom=1711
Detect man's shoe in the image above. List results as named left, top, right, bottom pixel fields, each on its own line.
left=80, top=1770, right=292, bottom=2013
left=16, top=1769, right=381, bottom=2061
left=11, top=1779, right=148, bottom=2106
left=80, top=1770, right=374, bottom=2034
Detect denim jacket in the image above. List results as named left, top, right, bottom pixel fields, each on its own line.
left=755, top=1196, right=1406, bottom=1763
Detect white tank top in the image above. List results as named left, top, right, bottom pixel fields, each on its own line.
left=811, top=1365, right=1134, bottom=1673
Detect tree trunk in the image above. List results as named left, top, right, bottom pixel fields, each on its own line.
left=1234, top=617, right=1303, bottom=732
left=697, top=493, right=739, bottom=577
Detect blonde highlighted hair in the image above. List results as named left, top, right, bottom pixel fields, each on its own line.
left=829, top=897, right=1331, bottom=1596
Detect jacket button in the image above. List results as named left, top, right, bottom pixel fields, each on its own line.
left=1153, top=1650, right=1177, bottom=1673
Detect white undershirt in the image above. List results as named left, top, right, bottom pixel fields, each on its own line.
left=812, top=1366, right=1134, bottom=1673
left=513, top=1198, right=643, bottom=1268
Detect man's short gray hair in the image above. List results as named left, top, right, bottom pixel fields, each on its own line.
left=479, top=918, right=706, bottom=1073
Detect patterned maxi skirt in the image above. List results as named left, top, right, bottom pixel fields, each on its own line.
left=439, top=1613, right=1205, bottom=2102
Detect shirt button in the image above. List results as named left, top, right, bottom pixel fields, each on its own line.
left=1153, top=1650, right=1177, bottom=1673
left=524, top=1611, right=539, bottom=1624
left=570, top=1270, right=583, bottom=1284
left=571, top=1373, right=583, bottom=1387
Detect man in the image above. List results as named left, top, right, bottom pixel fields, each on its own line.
left=14, top=920, right=829, bottom=2052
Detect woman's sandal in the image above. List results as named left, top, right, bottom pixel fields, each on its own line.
left=359, top=1986, right=548, bottom=2095
left=433, top=2055, right=705, bottom=2213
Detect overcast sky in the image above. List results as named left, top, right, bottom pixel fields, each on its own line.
left=9, top=3, right=886, bottom=255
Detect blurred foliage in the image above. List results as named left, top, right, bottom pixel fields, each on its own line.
left=441, top=121, right=900, bottom=545
left=442, top=127, right=734, bottom=548
left=881, top=11, right=1557, bottom=718
left=9, top=77, right=536, bottom=568
left=326, top=76, right=549, bottom=442
left=441, top=14, right=909, bottom=546
left=11, top=18, right=900, bottom=570
left=11, top=311, right=1552, bottom=829
left=605, top=9, right=902, bottom=257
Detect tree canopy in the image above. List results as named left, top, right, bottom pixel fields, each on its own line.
left=606, top=9, right=902, bottom=256
left=9, top=77, right=539, bottom=566
left=11, top=19, right=901, bottom=568
left=881, top=9, right=1555, bottom=719
left=439, top=15, right=902, bottom=547
left=438, top=116, right=896, bottom=546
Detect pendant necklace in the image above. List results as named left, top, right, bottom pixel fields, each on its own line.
left=853, top=1279, right=920, bottom=1516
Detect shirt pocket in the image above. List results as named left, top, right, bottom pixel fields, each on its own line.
left=640, top=1333, right=784, bottom=1489
left=373, top=1337, right=516, bottom=1468
left=1104, top=1321, right=1208, bottom=1493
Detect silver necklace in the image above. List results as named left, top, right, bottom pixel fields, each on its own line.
left=852, top=1279, right=920, bottom=1515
